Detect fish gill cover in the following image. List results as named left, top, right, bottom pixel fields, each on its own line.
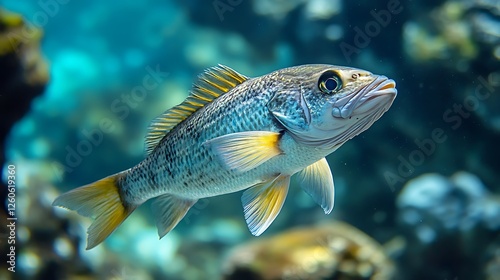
left=0, top=0, right=499, bottom=280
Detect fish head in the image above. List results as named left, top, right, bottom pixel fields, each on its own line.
left=268, top=65, right=397, bottom=149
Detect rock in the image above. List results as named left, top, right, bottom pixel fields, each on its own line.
left=396, top=172, right=500, bottom=279
left=0, top=8, right=48, bottom=156
left=397, top=172, right=500, bottom=238
left=222, top=222, right=395, bottom=280
left=485, top=242, right=500, bottom=280
left=0, top=9, right=48, bottom=272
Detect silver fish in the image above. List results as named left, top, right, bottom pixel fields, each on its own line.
left=53, top=64, right=397, bottom=249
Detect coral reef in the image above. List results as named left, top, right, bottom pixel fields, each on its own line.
left=401, top=0, right=500, bottom=134
left=0, top=9, right=48, bottom=277
left=396, top=172, right=500, bottom=279
left=0, top=8, right=48, bottom=143
left=222, top=222, right=395, bottom=280
left=1, top=0, right=499, bottom=279
left=484, top=241, right=500, bottom=280
left=0, top=8, right=48, bottom=173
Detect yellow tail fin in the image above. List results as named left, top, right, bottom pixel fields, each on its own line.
left=53, top=171, right=136, bottom=249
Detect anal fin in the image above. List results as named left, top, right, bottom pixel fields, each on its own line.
left=151, top=194, right=197, bottom=238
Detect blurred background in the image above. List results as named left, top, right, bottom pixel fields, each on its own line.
left=0, top=0, right=499, bottom=279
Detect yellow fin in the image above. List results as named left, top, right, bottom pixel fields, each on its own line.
left=145, top=65, right=248, bottom=155
left=242, top=174, right=290, bottom=236
left=151, top=194, right=197, bottom=238
left=52, top=171, right=136, bottom=249
left=295, top=158, right=335, bottom=214
left=205, top=131, right=282, bottom=173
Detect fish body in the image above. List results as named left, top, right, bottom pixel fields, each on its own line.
left=53, top=64, right=397, bottom=249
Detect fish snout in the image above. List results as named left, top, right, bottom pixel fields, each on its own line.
left=332, top=75, right=397, bottom=119
left=357, top=76, right=397, bottom=114
left=368, top=75, right=397, bottom=98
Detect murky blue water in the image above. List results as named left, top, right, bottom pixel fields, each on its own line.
left=1, top=0, right=499, bottom=279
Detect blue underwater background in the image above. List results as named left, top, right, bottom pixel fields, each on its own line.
left=0, top=0, right=499, bottom=279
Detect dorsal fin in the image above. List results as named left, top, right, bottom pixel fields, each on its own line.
left=145, top=64, right=249, bottom=155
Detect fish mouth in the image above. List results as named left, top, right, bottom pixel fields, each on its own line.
left=379, top=81, right=396, bottom=91
left=357, top=76, right=397, bottom=114
left=370, top=77, right=397, bottom=97
left=332, top=76, right=397, bottom=119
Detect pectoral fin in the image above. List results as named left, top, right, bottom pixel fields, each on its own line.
left=241, top=174, right=290, bottom=236
left=296, top=158, right=335, bottom=214
left=151, top=194, right=197, bottom=238
left=205, top=131, right=282, bottom=173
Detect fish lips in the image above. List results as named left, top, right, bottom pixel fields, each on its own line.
left=332, top=76, right=397, bottom=119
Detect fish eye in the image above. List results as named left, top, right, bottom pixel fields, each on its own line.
left=318, top=71, right=342, bottom=94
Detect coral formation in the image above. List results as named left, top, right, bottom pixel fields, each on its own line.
left=0, top=10, right=47, bottom=277
left=222, top=222, right=395, bottom=280
left=397, top=172, right=500, bottom=279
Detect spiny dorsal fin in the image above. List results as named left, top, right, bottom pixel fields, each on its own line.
left=145, top=65, right=249, bottom=155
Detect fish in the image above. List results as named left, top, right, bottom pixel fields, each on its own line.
left=53, top=64, right=397, bottom=249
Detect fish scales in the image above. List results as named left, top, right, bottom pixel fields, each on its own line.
left=53, top=64, right=397, bottom=249
left=123, top=73, right=314, bottom=201
left=126, top=85, right=264, bottom=197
